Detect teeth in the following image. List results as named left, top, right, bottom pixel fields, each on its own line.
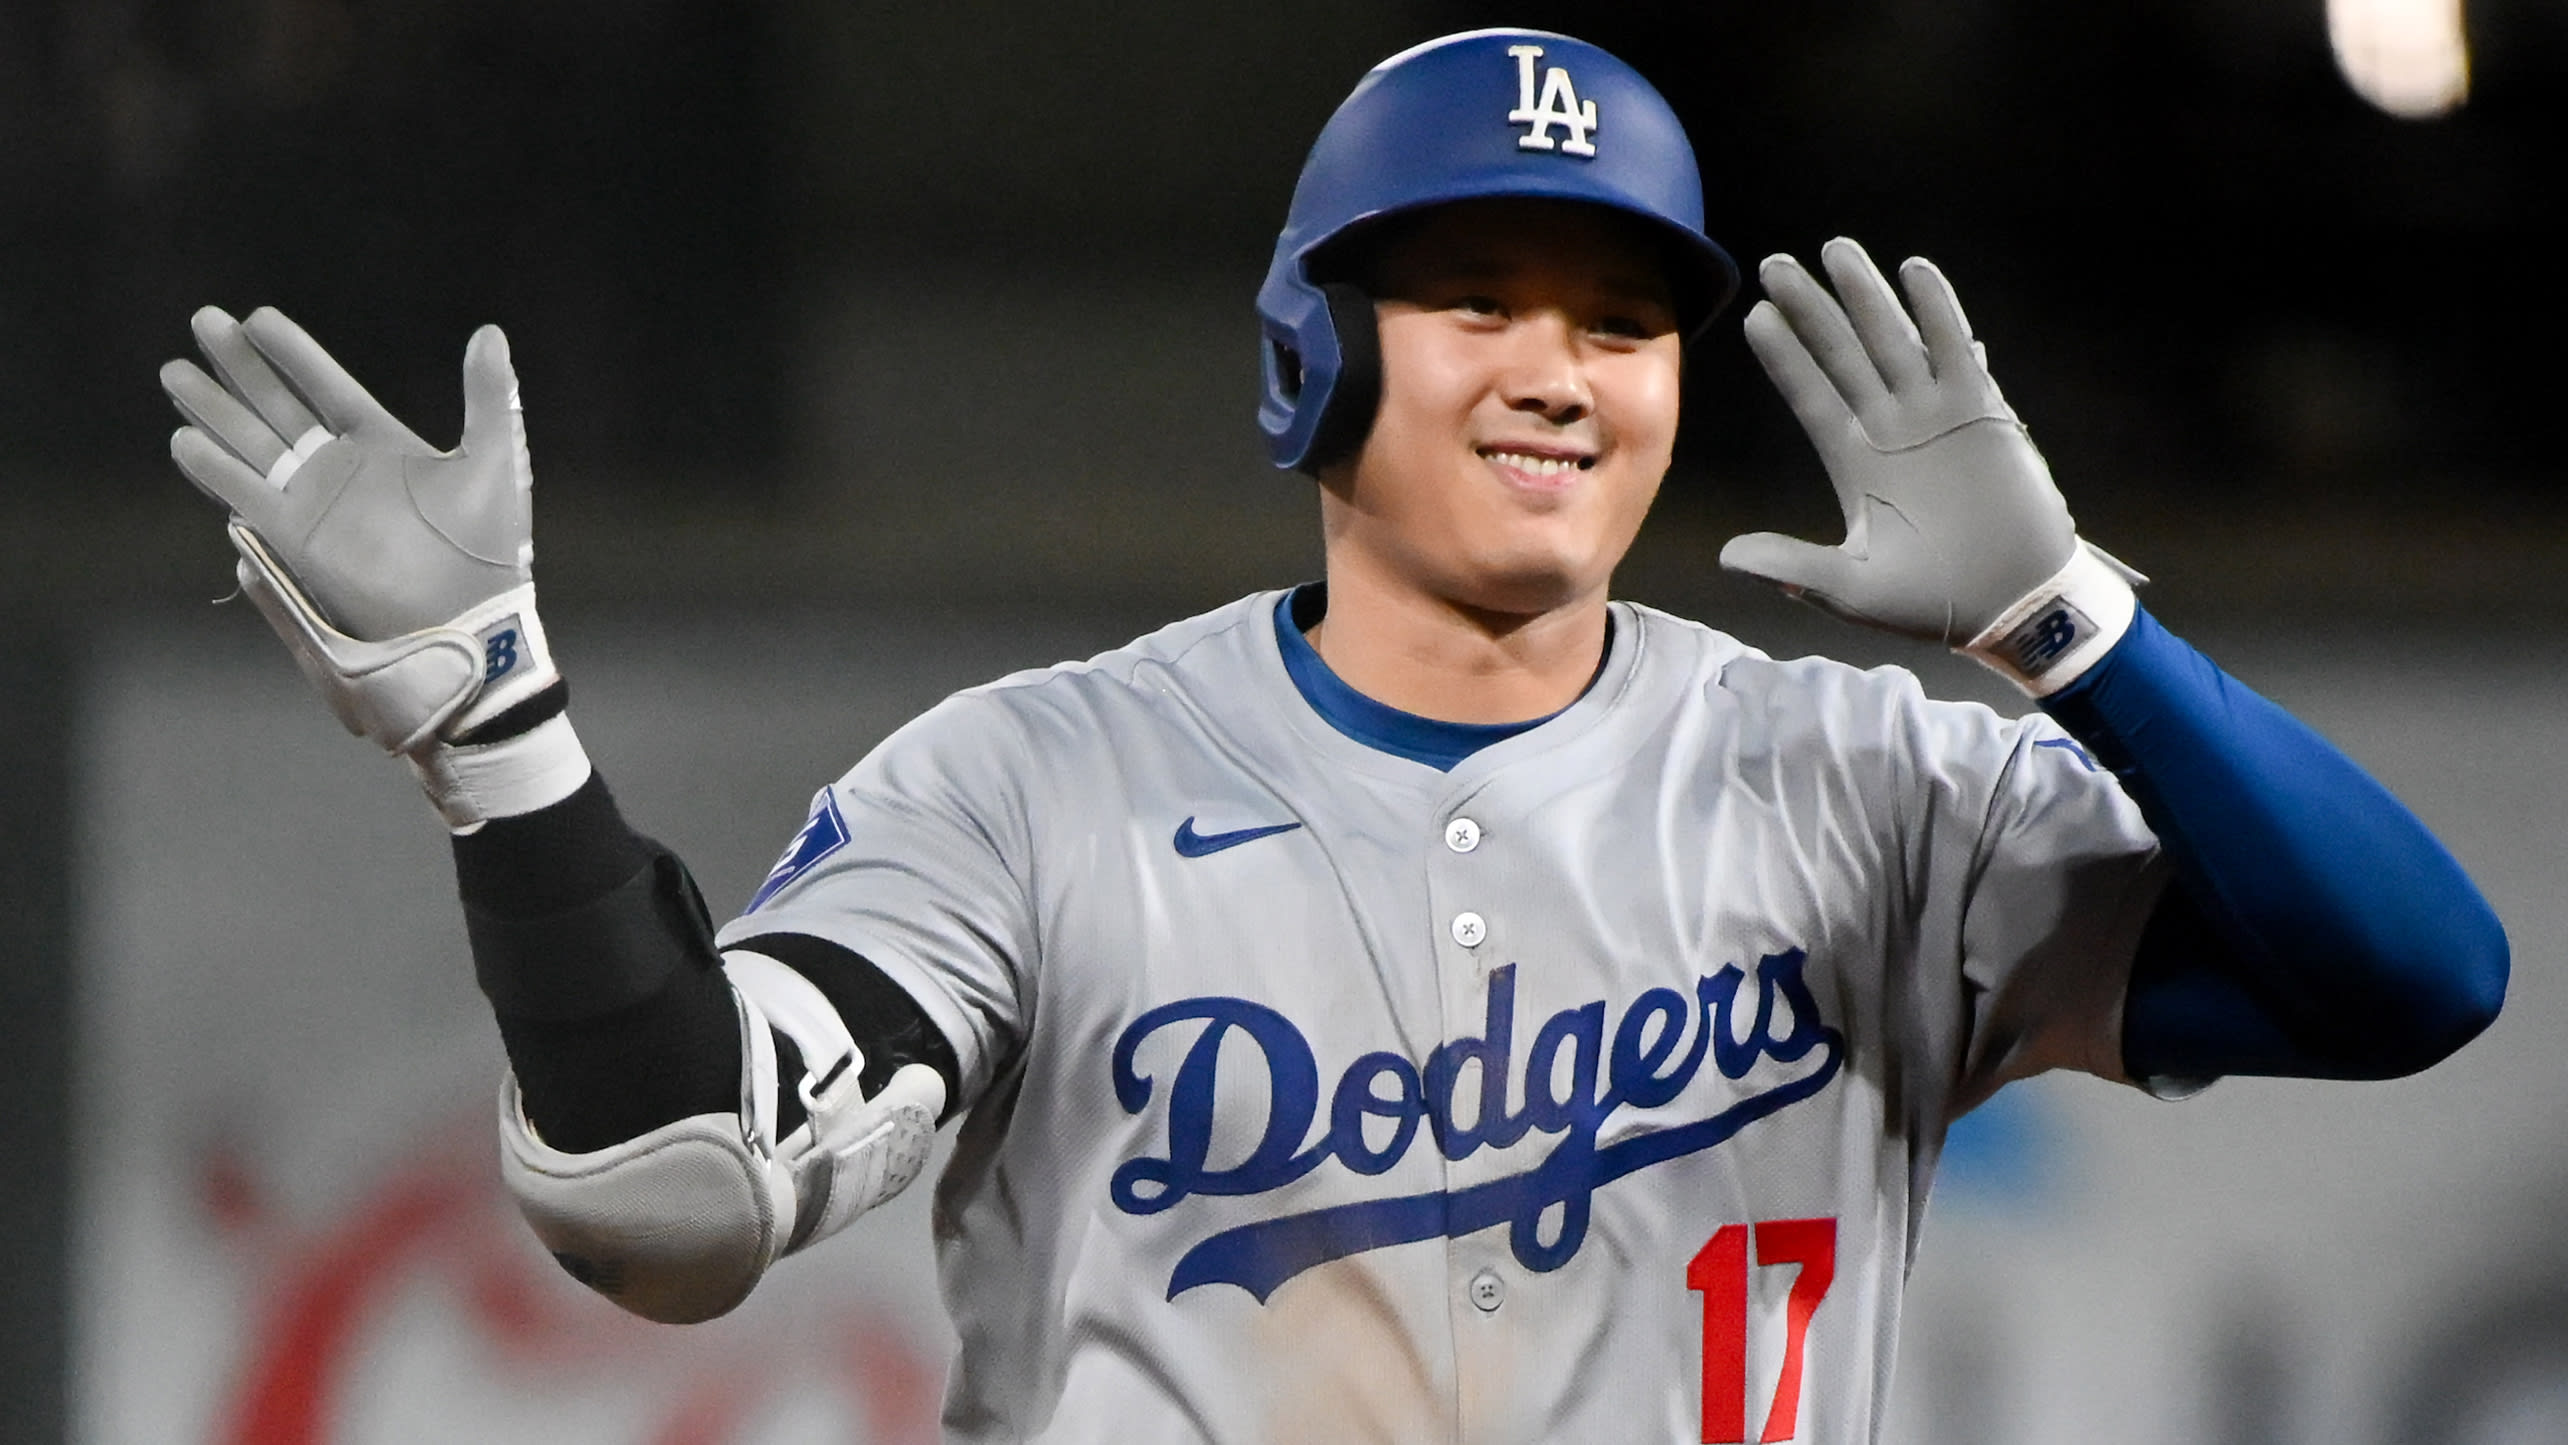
left=1483, top=450, right=1587, bottom=476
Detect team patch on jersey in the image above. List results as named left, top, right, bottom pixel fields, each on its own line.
left=1108, top=949, right=1842, bottom=1302
left=747, top=787, right=850, bottom=912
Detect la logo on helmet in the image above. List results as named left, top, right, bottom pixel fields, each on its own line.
left=1506, top=45, right=1599, bottom=157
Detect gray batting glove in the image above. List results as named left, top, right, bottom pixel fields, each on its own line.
left=162, top=308, right=559, bottom=746
left=1719, top=238, right=2140, bottom=694
left=163, top=309, right=583, bottom=827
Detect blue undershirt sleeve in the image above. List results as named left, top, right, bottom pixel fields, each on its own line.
left=2036, top=608, right=2507, bottom=1083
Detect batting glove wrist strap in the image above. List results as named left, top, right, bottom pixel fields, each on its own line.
left=1962, top=540, right=2143, bottom=696
left=233, top=515, right=563, bottom=743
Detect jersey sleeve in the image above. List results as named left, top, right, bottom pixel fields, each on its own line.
left=715, top=691, right=1042, bottom=1107
left=1907, top=691, right=2170, bottom=1115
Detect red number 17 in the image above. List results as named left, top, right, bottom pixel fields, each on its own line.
left=1688, top=1216, right=1837, bottom=1443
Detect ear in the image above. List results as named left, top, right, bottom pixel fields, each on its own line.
left=1296, top=282, right=1383, bottom=478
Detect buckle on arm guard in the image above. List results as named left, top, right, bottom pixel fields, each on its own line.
left=498, top=950, right=946, bottom=1324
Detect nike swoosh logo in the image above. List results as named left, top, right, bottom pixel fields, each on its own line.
left=1173, top=816, right=1303, bottom=858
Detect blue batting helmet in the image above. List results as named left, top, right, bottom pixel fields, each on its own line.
left=1256, top=29, right=1740, bottom=473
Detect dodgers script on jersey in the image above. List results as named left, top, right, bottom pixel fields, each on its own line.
left=719, top=591, right=2167, bottom=1444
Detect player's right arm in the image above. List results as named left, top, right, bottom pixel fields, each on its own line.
left=160, top=309, right=955, bottom=1323
left=460, top=773, right=957, bottom=1323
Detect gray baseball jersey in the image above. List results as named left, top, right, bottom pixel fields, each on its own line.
left=718, top=588, right=2166, bottom=1444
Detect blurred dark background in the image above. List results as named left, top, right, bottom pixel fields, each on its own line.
left=2, top=0, right=2562, bottom=617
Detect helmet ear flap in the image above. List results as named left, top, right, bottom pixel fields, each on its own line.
left=1295, top=282, right=1383, bottom=477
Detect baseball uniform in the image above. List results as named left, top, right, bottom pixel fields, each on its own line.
left=725, top=586, right=2163, bottom=1443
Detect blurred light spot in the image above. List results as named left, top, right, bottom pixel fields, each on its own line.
left=2328, top=0, right=2470, bottom=119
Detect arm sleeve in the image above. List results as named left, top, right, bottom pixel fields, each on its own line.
left=455, top=771, right=961, bottom=1151
left=2040, top=608, right=2509, bottom=1083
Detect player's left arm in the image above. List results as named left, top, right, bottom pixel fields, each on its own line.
left=2037, top=608, right=2504, bottom=1082
left=1722, top=239, right=2508, bottom=1083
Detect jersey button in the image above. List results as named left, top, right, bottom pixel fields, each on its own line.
left=1444, top=817, right=1481, bottom=853
left=1450, top=912, right=1487, bottom=948
left=1469, top=1270, right=1505, bottom=1312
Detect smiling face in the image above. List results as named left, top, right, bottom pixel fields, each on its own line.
left=1317, top=197, right=1684, bottom=622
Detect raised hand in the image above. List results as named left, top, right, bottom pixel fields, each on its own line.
left=162, top=308, right=559, bottom=752
left=1719, top=239, right=2137, bottom=689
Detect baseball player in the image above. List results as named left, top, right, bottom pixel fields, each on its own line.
left=160, top=29, right=2505, bottom=1444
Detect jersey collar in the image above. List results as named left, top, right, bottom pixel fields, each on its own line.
left=1271, top=584, right=1611, bottom=773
